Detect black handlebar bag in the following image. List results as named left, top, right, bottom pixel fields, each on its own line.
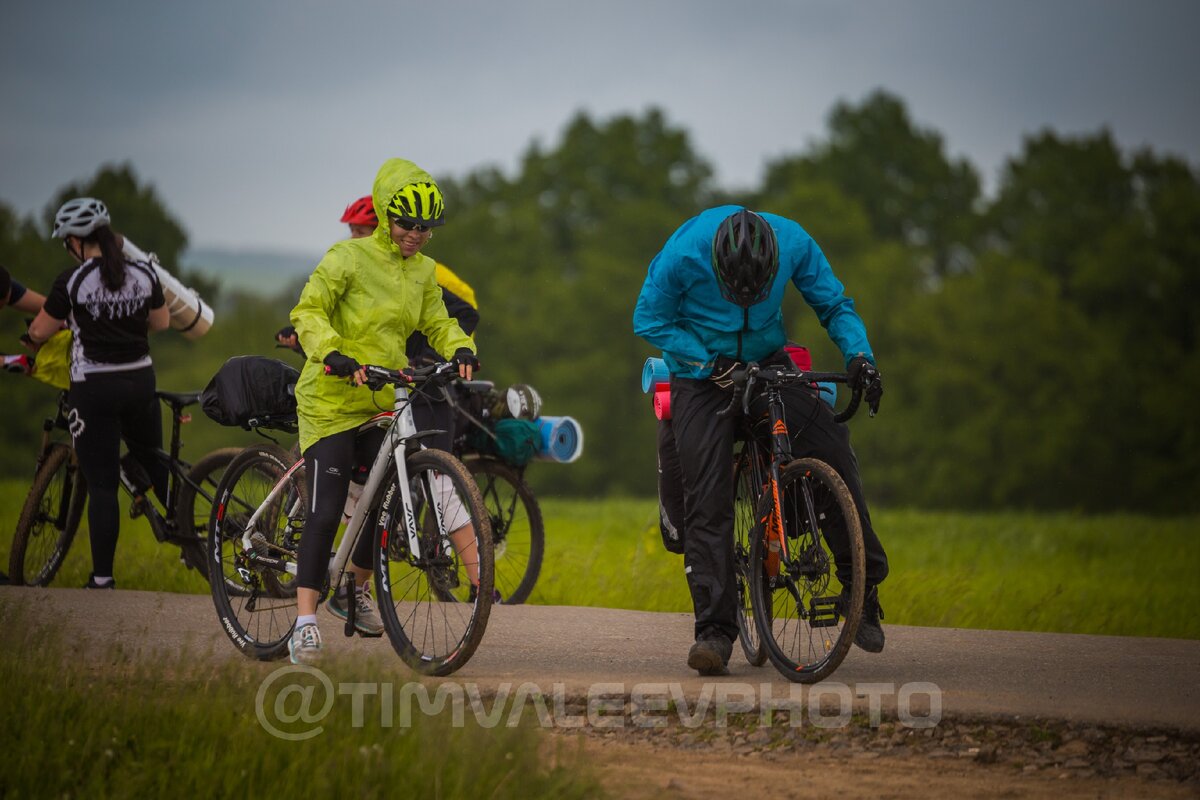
left=201, top=356, right=299, bottom=431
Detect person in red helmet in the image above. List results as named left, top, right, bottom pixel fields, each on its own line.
left=340, top=195, right=378, bottom=240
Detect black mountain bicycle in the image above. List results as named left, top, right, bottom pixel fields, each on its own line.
left=724, top=362, right=869, bottom=682
left=8, top=389, right=239, bottom=586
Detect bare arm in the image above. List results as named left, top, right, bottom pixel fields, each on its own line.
left=11, top=289, right=45, bottom=314
left=27, top=309, right=65, bottom=344
left=149, top=303, right=171, bottom=332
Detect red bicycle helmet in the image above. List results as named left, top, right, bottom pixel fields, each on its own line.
left=339, top=195, right=378, bottom=226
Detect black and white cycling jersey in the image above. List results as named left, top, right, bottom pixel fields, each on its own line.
left=43, top=256, right=165, bottom=382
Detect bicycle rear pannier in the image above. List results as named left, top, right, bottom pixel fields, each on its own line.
left=201, top=356, right=299, bottom=431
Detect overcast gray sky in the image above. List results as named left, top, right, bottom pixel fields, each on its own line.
left=2, top=0, right=1197, bottom=257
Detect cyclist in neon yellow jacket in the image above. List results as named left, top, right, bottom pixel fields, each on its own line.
left=288, top=158, right=478, bottom=664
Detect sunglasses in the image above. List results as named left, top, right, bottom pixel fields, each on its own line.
left=389, top=216, right=432, bottom=233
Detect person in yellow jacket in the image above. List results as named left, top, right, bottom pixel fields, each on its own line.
left=287, top=158, right=479, bottom=665
left=275, top=199, right=478, bottom=364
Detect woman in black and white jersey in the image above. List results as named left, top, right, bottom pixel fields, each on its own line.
left=27, top=197, right=170, bottom=589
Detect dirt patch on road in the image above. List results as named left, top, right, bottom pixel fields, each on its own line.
left=574, top=737, right=1194, bottom=799
left=545, top=707, right=1200, bottom=799
left=566, top=722, right=1199, bottom=799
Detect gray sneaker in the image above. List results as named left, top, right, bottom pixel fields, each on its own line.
left=327, top=584, right=385, bottom=637
left=289, top=623, right=323, bottom=665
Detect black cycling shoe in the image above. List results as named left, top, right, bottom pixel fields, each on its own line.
left=687, top=631, right=733, bottom=676
left=83, top=574, right=116, bottom=590
left=854, top=585, right=885, bottom=653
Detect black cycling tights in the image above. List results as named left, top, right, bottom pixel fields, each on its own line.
left=295, top=425, right=386, bottom=591
left=68, top=367, right=168, bottom=579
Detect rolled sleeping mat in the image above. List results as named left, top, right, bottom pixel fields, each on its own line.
left=122, top=238, right=214, bottom=340
left=536, top=415, right=583, bottom=463
left=643, top=353, right=835, bottom=408
left=641, top=357, right=669, bottom=393
left=653, top=387, right=671, bottom=420
left=817, top=382, right=836, bottom=408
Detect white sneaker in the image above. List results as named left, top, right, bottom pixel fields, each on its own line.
left=289, top=622, right=323, bottom=664
left=327, top=584, right=385, bottom=637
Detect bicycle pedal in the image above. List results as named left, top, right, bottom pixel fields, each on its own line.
left=808, top=596, right=841, bottom=628
left=128, top=497, right=146, bottom=519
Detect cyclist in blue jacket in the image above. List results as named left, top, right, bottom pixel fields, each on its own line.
left=633, top=206, right=888, bottom=675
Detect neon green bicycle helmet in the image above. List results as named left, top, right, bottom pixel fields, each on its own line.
left=386, top=181, right=445, bottom=227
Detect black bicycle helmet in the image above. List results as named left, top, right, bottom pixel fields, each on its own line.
left=711, top=209, right=779, bottom=307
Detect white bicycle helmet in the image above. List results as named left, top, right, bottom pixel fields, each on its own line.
left=52, top=197, right=111, bottom=238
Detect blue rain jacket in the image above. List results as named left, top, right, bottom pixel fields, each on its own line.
left=633, top=205, right=874, bottom=378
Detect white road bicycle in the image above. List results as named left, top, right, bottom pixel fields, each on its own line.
left=207, top=362, right=494, bottom=675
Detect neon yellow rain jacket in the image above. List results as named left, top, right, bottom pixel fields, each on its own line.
left=291, top=159, right=475, bottom=452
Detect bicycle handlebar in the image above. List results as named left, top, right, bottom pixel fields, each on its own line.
left=715, top=363, right=864, bottom=424
left=323, top=361, right=459, bottom=393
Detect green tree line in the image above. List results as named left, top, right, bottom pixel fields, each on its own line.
left=3, top=91, right=1197, bottom=512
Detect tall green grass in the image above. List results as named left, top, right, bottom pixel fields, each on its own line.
left=0, top=479, right=211, bottom=593
left=524, top=500, right=1200, bottom=640
left=0, top=603, right=602, bottom=799
left=3, top=481, right=1197, bottom=638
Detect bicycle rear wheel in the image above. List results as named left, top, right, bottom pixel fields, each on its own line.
left=733, top=448, right=767, bottom=666
left=208, top=444, right=305, bottom=660
left=374, top=448, right=493, bottom=676
left=749, top=457, right=864, bottom=683
left=9, top=444, right=87, bottom=587
left=463, top=456, right=544, bottom=604
left=174, top=446, right=242, bottom=579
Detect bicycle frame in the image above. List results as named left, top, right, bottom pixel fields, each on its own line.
left=733, top=366, right=856, bottom=573
left=235, top=370, right=460, bottom=593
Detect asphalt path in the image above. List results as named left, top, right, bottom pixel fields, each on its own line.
left=3, top=586, right=1197, bottom=731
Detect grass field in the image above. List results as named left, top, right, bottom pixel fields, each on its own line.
left=0, top=603, right=602, bottom=799
left=2, top=481, right=1197, bottom=639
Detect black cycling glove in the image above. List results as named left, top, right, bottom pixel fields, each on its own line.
left=451, top=348, right=480, bottom=371
left=323, top=350, right=361, bottom=377
left=847, top=355, right=883, bottom=414
left=709, top=356, right=744, bottom=391
left=275, top=325, right=306, bottom=357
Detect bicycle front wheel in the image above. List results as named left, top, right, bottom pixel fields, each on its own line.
left=9, top=444, right=87, bottom=587
left=733, top=448, right=767, bottom=666
left=749, top=457, right=865, bottom=683
left=174, top=446, right=242, bottom=579
left=374, top=448, right=493, bottom=675
left=463, top=457, right=544, bottom=604
left=208, top=444, right=305, bottom=660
